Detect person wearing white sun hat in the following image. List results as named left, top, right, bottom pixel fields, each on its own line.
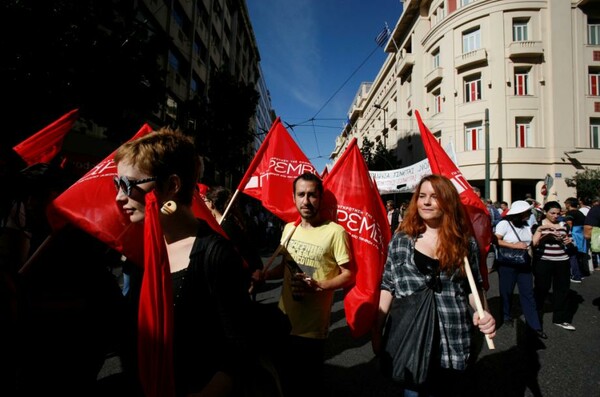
left=495, top=200, right=547, bottom=339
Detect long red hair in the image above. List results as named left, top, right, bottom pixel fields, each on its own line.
left=400, top=174, right=472, bottom=275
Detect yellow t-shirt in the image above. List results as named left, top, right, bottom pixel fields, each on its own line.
left=278, top=220, right=351, bottom=339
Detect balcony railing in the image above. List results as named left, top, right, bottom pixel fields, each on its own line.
left=424, top=67, right=444, bottom=89
left=506, top=41, right=544, bottom=58
left=396, top=53, right=415, bottom=78
left=455, top=48, right=487, bottom=70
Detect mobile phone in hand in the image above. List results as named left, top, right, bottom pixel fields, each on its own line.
left=286, top=259, right=304, bottom=275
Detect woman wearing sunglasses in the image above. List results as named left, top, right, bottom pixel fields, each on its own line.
left=113, top=128, right=252, bottom=397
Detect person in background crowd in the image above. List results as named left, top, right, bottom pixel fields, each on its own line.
left=261, top=172, right=353, bottom=397
left=532, top=201, right=576, bottom=332
left=500, top=201, right=509, bottom=218
left=113, top=128, right=254, bottom=396
left=578, top=197, right=591, bottom=216
left=386, top=199, right=402, bottom=234
left=494, top=200, right=546, bottom=339
left=204, top=185, right=265, bottom=297
left=564, top=197, right=588, bottom=282
left=584, top=196, right=600, bottom=272
left=485, top=199, right=502, bottom=230
left=373, top=174, right=496, bottom=397
left=526, top=198, right=543, bottom=227
left=400, top=201, right=409, bottom=219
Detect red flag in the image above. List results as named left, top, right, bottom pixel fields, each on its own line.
left=321, top=138, right=392, bottom=338
left=415, top=110, right=491, bottom=290
left=320, top=166, right=329, bottom=180
left=13, top=109, right=79, bottom=166
left=137, top=190, right=175, bottom=397
left=46, top=124, right=154, bottom=266
left=237, top=117, right=316, bottom=223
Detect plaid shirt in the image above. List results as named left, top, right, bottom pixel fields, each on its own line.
left=380, top=232, right=482, bottom=370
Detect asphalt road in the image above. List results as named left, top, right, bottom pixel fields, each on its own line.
left=95, top=257, right=600, bottom=397
left=304, top=268, right=600, bottom=397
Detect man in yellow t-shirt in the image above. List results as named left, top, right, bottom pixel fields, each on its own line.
left=264, top=172, right=352, bottom=397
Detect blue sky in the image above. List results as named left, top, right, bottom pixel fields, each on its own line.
left=246, top=1, right=404, bottom=172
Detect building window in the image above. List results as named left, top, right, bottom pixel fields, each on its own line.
left=432, top=89, right=442, bottom=114
left=514, top=68, right=530, bottom=96
left=432, top=48, right=440, bottom=69
left=589, top=20, right=600, bottom=45
left=512, top=19, right=529, bottom=41
left=464, top=74, right=481, bottom=102
left=465, top=122, right=483, bottom=151
left=433, top=4, right=445, bottom=24
left=591, top=119, right=600, bottom=149
left=460, top=0, right=474, bottom=7
left=168, top=51, right=180, bottom=72
left=590, top=71, right=600, bottom=96
left=462, top=28, right=481, bottom=53
left=515, top=118, right=532, bottom=148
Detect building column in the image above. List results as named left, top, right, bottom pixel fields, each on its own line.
left=490, top=180, right=498, bottom=203
left=503, top=180, right=512, bottom=204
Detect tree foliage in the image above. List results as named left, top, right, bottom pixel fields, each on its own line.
left=192, top=70, right=259, bottom=185
left=0, top=0, right=165, bottom=145
left=565, top=168, right=600, bottom=200
left=360, top=137, right=398, bottom=170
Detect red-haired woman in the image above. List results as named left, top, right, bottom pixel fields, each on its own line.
left=373, top=175, right=496, bottom=397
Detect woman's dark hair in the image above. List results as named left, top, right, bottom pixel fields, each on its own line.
left=543, top=201, right=561, bottom=213
left=206, top=185, right=247, bottom=231
left=205, top=186, right=232, bottom=215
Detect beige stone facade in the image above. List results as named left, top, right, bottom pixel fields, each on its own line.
left=330, top=0, right=600, bottom=206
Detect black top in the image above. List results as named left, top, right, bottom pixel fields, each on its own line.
left=172, top=220, right=252, bottom=396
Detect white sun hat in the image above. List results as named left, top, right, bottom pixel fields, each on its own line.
left=506, top=200, right=533, bottom=216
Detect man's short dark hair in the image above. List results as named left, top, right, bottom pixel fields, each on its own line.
left=293, top=172, right=323, bottom=195
left=565, top=197, right=578, bottom=208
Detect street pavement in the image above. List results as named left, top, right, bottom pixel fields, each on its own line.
left=255, top=261, right=600, bottom=397
left=94, top=255, right=600, bottom=397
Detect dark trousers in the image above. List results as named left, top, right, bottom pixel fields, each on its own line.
left=280, top=335, right=325, bottom=397
left=533, top=258, right=571, bottom=324
left=498, top=265, right=542, bottom=331
left=569, top=255, right=582, bottom=280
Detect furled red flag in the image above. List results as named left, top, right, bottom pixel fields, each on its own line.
left=138, top=190, right=175, bottom=397
left=46, top=124, right=154, bottom=266
left=415, top=110, right=491, bottom=290
left=236, top=117, right=316, bottom=223
left=321, top=138, right=392, bottom=338
left=13, top=109, right=79, bottom=166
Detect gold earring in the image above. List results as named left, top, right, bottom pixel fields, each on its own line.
left=160, top=200, right=177, bottom=215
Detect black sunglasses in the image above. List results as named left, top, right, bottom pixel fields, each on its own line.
left=113, top=176, right=157, bottom=196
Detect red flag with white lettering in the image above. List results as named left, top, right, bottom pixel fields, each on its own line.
left=238, top=117, right=317, bottom=223
left=13, top=109, right=79, bottom=166
left=415, top=110, right=491, bottom=290
left=46, top=124, right=154, bottom=266
left=322, top=138, right=391, bottom=338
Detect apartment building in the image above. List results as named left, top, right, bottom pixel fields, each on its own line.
left=136, top=0, right=272, bottom=140
left=331, top=0, right=600, bottom=204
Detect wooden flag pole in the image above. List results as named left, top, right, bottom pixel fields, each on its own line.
left=463, top=256, right=495, bottom=350
left=218, top=189, right=241, bottom=225
left=262, top=223, right=298, bottom=273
